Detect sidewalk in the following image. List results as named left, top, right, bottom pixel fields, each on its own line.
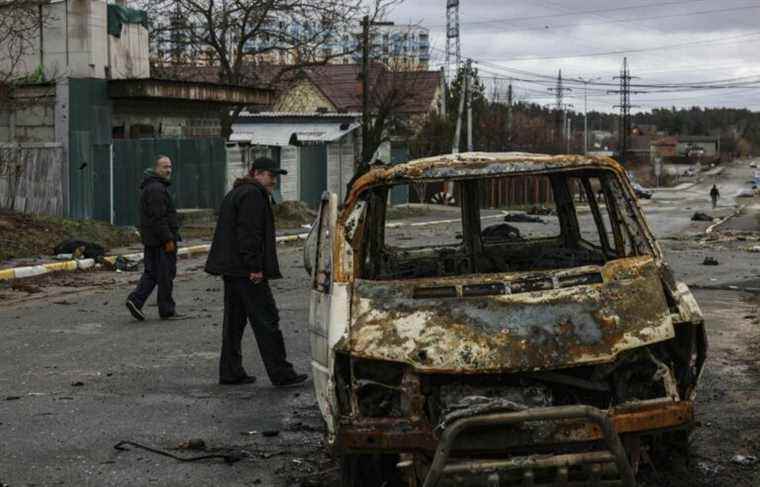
left=0, top=210, right=505, bottom=282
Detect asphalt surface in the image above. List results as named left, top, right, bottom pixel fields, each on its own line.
left=2, top=159, right=760, bottom=486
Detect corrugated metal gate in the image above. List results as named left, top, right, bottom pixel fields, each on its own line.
left=112, top=138, right=226, bottom=226
left=390, top=143, right=410, bottom=205
left=299, top=145, right=327, bottom=209
left=68, top=79, right=113, bottom=221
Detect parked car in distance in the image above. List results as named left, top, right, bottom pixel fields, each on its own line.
left=631, top=182, right=653, bottom=199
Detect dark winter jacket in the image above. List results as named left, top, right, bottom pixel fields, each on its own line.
left=138, top=169, right=180, bottom=247
left=204, top=177, right=282, bottom=279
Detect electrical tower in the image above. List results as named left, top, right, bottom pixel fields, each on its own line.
left=548, top=70, right=572, bottom=152
left=446, top=0, right=461, bottom=82
left=609, top=57, right=642, bottom=163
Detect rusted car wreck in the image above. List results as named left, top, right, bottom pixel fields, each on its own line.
left=304, top=152, right=707, bottom=487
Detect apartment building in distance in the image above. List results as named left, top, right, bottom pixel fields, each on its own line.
left=151, top=19, right=430, bottom=71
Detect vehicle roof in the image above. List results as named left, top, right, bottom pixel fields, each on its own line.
left=347, top=152, right=624, bottom=199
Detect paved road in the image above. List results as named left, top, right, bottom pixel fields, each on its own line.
left=2, top=160, right=760, bottom=486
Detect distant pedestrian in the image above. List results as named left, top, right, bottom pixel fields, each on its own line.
left=710, top=184, right=720, bottom=209
left=126, top=155, right=181, bottom=321
left=205, top=158, right=307, bottom=387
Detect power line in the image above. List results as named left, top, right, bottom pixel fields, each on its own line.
left=428, top=0, right=715, bottom=28
left=478, top=30, right=760, bottom=63
left=456, top=4, right=760, bottom=35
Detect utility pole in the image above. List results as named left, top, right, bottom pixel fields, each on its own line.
left=452, top=60, right=469, bottom=154
left=467, top=60, right=473, bottom=152
left=445, top=0, right=461, bottom=83
left=440, top=66, right=447, bottom=116
left=548, top=70, right=572, bottom=153
left=577, top=76, right=602, bottom=155
left=360, top=15, right=370, bottom=164
left=506, top=80, right=513, bottom=150
left=608, top=57, right=643, bottom=164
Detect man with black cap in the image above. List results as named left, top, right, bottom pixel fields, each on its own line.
left=205, top=157, right=307, bottom=387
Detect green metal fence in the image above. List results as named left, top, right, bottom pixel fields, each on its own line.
left=112, top=138, right=227, bottom=226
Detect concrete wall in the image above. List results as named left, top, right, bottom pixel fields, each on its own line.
left=109, top=22, right=150, bottom=79
left=0, top=86, right=57, bottom=143
left=1, top=0, right=148, bottom=81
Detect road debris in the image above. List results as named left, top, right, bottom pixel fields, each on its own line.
left=527, top=205, right=555, bottom=216
left=114, top=440, right=243, bottom=464
left=176, top=439, right=206, bottom=450
left=692, top=212, right=714, bottom=222
left=502, top=212, right=544, bottom=223
left=703, top=256, right=720, bottom=265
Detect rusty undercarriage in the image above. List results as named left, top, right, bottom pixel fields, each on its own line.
left=305, top=152, right=707, bottom=486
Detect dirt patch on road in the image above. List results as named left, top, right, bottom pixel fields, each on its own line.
left=0, top=210, right=138, bottom=264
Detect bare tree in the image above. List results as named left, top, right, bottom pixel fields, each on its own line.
left=131, top=0, right=400, bottom=137
left=0, top=1, right=50, bottom=103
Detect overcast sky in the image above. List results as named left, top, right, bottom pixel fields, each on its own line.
left=386, top=0, right=760, bottom=113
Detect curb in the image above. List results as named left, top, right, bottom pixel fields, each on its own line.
left=0, top=232, right=311, bottom=283
left=705, top=204, right=747, bottom=235
left=0, top=213, right=507, bottom=282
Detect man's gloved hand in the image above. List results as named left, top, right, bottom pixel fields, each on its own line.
left=163, top=240, right=177, bottom=253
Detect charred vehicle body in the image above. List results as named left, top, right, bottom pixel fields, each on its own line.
left=304, top=153, right=707, bottom=487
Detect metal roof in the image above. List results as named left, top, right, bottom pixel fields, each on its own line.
left=236, top=111, right=362, bottom=118
left=230, top=119, right=360, bottom=146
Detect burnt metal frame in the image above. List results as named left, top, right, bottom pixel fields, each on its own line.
left=421, top=405, right=637, bottom=487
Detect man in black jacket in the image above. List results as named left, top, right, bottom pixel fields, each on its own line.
left=126, top=155, right=181, bottom=321
left=205, top=158, right=307, bottom=387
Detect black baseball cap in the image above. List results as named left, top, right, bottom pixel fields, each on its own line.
left=252, top=157, right=287, bottom=175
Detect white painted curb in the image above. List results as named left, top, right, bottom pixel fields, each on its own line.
left=0, top=214, right=498, bottom=282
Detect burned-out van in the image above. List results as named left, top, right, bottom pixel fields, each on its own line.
left=304, top=153, right=706, bottom=487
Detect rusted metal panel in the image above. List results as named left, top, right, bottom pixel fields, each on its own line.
left=336, top=401, right=694, bottom=453
left=345, top=256, right=674, bottom=373
left=108, top=79, right=273, bottom=105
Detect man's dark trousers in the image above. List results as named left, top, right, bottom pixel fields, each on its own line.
left=220, top=277, right=294, bottom=383
left=128, top=246, right=177, bottom=318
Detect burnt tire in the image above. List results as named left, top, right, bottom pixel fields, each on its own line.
left=340, top=453, right=405, bottom=487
